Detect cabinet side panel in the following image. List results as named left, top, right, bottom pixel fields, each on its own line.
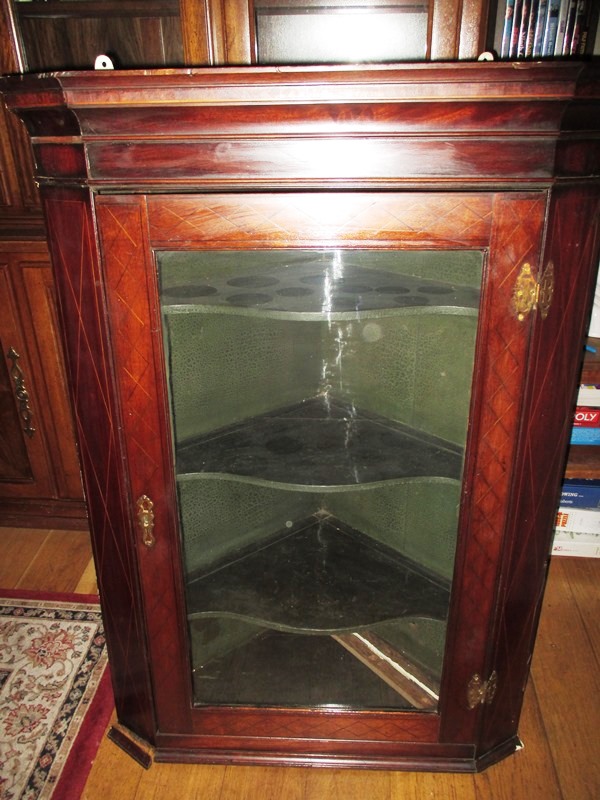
left=478, top=185, right=600, bottom=757
left=40, top=186, right=156, bottom=743
left=440, top=193, right=547, bottom=745
left=95, top=195, right=192, bottom=734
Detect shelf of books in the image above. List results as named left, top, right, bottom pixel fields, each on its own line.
left=555, top=338, right=600, bottom=558
left=497, top=1, right=599, bottom=60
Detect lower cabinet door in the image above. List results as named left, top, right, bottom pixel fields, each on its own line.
left=0, top=246, right=85, bottom=526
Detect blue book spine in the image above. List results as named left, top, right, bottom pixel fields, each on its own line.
left=570, top=427, right=600, bottom=444
left=542, top=0, right=561, bottom=54
left=510, top=0, right=524, bottom=56
left=501, top=0, right=517, bottom=58
left=533, top=0, right=549, bottom=55
left=560, top=480, right=600, bottom=508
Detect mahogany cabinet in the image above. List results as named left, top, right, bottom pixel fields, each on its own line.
left=3, top=61, right=600, bottom=771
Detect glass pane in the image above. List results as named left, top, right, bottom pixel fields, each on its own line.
left=158, top=248, right=482, bottom=711
left=256, top=4, right=428, bottom=64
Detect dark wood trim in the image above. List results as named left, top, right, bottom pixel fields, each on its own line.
left=14, top=1, right=180, bottom=20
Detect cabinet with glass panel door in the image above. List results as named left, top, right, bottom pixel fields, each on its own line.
left=3, top=60, right=600, bottom=771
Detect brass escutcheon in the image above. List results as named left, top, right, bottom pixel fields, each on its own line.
left=137, top=495, right=156, bottom=548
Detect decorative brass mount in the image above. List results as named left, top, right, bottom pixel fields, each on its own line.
left=467, top=671, right=498, bottom=709
left=512, top=261, right=554, bottom=322
left=6, top=346, right=36, bottom=438
left=136, top=495, right=156, bottom=548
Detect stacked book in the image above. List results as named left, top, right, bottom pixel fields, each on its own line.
left=500, top=0, right=595, bottom=59
left=570, top=402, right=600, bottom=444
left=553, top=372, right=600, bottom=557
left=553, top=479, right=600, bottom=557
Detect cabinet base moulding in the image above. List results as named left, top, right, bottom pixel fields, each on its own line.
left=150, top=736, right=521, bottom=773
left=0, top=498, right=88, bottom=530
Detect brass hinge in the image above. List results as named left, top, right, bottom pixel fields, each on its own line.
left=512, top=261, right=554, bottom=322
left=467, top=671, right=498, bottom=709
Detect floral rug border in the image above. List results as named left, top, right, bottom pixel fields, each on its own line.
left=0, top=590, right=114, bottom=800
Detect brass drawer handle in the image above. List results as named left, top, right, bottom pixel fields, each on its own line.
left=7, top=346, right=36, bottom=438
left=137, top=495, right=156, bottom=548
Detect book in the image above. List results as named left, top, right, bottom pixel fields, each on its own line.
left=518, top=0, right=533, bottom=56
left=552, top=537, right=600, bottom=557
left=563, top=0, right=581, bottom=53
left=525, top=0, right=540, bottom=55
left=510, top=0, right=524, bottom=56
left=576, top=384, right=600, bottom=406
left=542, top=0, right=562, bottom=54
left=533, top=0, right=549, bottom=55
left=573, top=407, right=600, bottom=426
left=501, top=0, right=517, bottom=58
left=555, top=0, right=574, bottom=54
left=560, top=479, right=600, bottom=509
left=570, top=0, right=590, bottom=54
left=555, top=507, right=600, bottom=533
left=571, top=427, right=600, bottom=443
left=570, top=406, right=600, bottom=443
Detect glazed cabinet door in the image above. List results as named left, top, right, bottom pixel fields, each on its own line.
left=184, top=0, right=491, bottom=65
left=89, top=189, right=548, bottom=765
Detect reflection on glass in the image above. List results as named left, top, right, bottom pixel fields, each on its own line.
left=158, top=249, right=482, bottom=711
left=255, top=3, right=429, bottom=64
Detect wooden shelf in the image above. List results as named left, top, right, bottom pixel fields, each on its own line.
left=186, top=516, right=450, bottom=634
left=580, top=337, right=600, bottom=384
left=177, top=397, right=463, bottom=487
left=564, top=445, right=600, bottom=480
left=14, top=1, right=180, bottom=20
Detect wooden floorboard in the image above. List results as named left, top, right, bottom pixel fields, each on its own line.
left=529, top=558, right=600, bottom=800
left=0, top=527, right=50, bottom=588
left=1, top=526, right=599, bottom=798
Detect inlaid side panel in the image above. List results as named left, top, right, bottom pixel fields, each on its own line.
left=41, top=187, right=156, bottom=743
left=95, top=196, right=192, bottom=734
left=478, top=185, right=600, bottom=757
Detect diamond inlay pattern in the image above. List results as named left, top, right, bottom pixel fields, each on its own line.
left=441, top=193, right=547, bottom=743
left=44, top=192, right=155, bottom=740
left=195, top=708, right=435, bottom=742
left=148, top=193, right=493, bottom=247
left=98, top=197, right=190, bottom=732
left=478, top=188, right=600, bottom=752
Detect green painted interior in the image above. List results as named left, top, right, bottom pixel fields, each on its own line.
left=158, top=247, right=482, bottom=703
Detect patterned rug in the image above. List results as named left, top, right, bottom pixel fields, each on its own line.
left=0, top=591, right=113, bottom=800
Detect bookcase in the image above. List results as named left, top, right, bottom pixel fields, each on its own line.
left=3, top=60, right=599, bottom=770
left=491, top=1, right=600, bottom=60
